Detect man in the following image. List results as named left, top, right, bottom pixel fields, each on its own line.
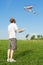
left=7, top=18, right=25, bottom=62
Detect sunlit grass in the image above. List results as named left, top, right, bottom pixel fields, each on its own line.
left=0, top=40, right=43, bottom=65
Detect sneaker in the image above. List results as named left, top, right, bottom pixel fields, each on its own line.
left=7, top=59, right=10, bottom=62
left=10, top=59, right=16, bottom=62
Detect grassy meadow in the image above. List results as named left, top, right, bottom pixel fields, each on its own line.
left=0, top=40, right=43, bottom=65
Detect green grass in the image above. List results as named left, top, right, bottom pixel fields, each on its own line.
left=0, top=40, right=43, bottom=65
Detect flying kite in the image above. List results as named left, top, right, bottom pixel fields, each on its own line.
left=24, top=5, right=38, bottom=15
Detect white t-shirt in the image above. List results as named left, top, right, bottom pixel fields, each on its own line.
left=8, top=23, right=18, bottom=39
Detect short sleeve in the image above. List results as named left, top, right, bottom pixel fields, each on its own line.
left=14, top=23, right=18, bottom=30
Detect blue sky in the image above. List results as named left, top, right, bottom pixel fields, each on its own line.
left=0, top=0, right=43, bottom=39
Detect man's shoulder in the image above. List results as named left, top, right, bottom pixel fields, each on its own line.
left=13, top=23, right=17, bottom=26
left=8, top=23, right=17, bottom=27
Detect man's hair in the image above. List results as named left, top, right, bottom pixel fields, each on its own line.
left=10, top=18, right=16, bottom=23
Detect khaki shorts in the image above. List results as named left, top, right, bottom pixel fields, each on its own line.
left=8, top=38, right=17, bottom=50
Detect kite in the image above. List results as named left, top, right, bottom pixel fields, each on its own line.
left=24, top=5, right=38, bottom=15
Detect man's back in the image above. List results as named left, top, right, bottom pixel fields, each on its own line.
left=8, top=23, right=18, bottom=39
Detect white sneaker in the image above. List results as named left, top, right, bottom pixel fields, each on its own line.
left=7, top=59, right=10, bottom=62
left=10, top=59, right=16, bottom=62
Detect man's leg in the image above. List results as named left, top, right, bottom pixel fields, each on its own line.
left=9, top=38, right=16, bottom=62
left=10, top=49, right=16, bottom=62
left=7, top=49, right=10, bottom=61
left=10, top=49, right=14, bottom=59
